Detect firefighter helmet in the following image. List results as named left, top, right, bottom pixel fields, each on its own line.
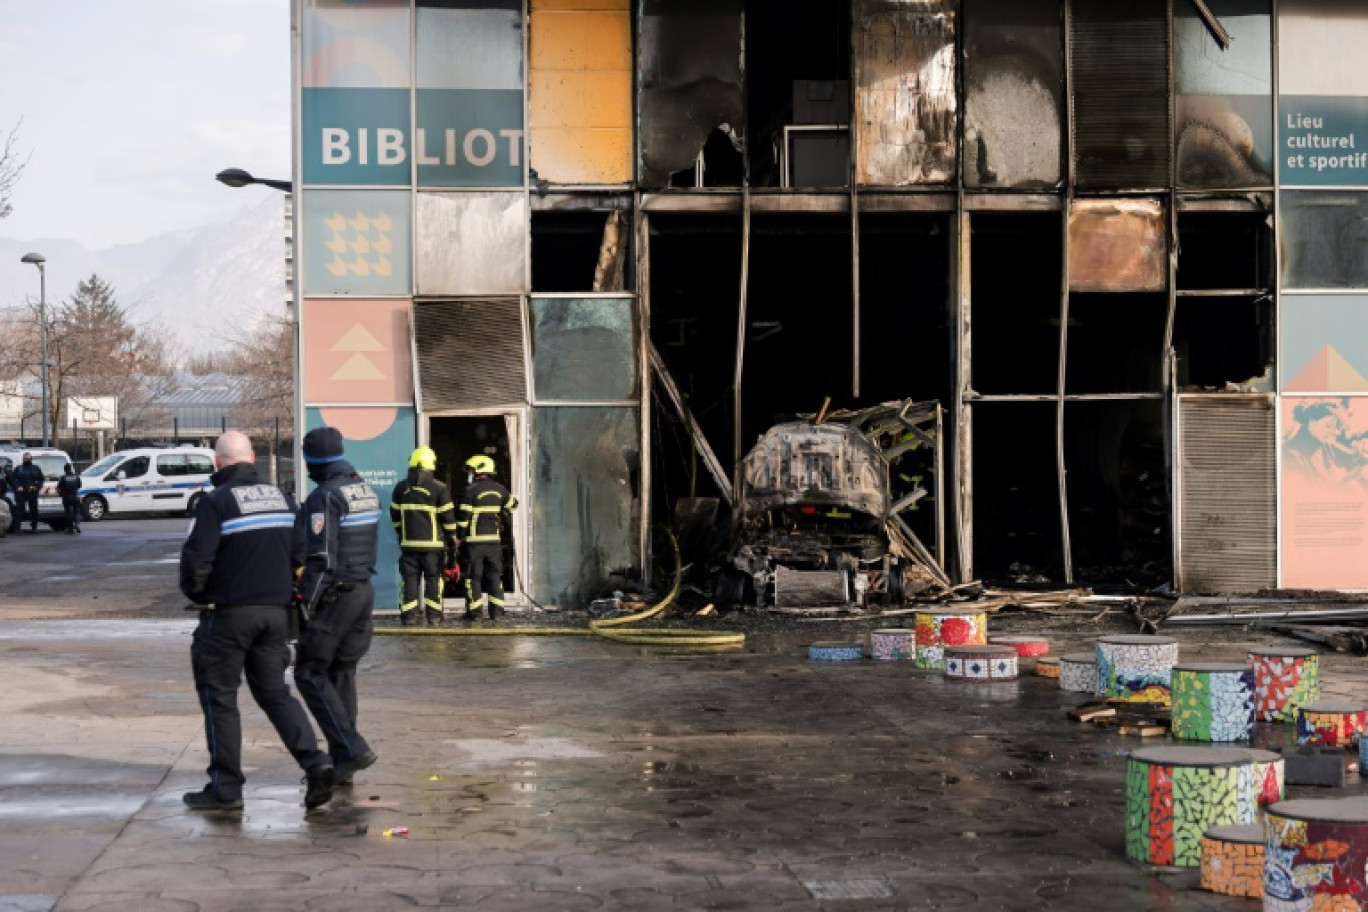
left=409, top=446, right=437, bottom=471
left=465, top=454, right=495, bottom=475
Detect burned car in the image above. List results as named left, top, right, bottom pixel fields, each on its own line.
left=714, top=399, right=950, bottom=609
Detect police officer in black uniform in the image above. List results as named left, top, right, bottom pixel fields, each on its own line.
left=12, top=452, right=44, bottom=533
left=180, top=430, right=334, bottom=811
left=391, top=446, right=460, bottom=627
left=457, top=454, right=517, bottom=621
left=294, top=426, right=380, bottom=786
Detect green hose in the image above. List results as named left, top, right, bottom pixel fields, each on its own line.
left=375, top=529, right=745, bottom=649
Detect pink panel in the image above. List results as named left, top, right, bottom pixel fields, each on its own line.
left=1281, top=396, right=1368, bottom=589
left=303, top=298, right=413, bottom=404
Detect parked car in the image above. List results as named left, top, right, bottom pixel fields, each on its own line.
left=79, top=446, right=216, bottom=521
left=0, top=447, right=77, bottom=531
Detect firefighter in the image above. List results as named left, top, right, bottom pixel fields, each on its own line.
left=390, top=446, right=459, bottom=626
left=456, top=454, right=517, bottom=622
left=293, top=426, right=380, bottom=787
left=12, top=452, right=43, bottom=533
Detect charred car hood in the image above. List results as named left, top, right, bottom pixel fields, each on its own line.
left=739, top=422, right=888, bottom=520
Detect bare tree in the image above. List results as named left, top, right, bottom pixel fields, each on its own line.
left=0, top=122, right=28, bottom=220
left=222, top=315, right=294, bottom=437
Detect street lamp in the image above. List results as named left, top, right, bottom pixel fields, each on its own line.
left=19, top=252, right=48, bottom=447
left=215, top=168, right=292, bottom=193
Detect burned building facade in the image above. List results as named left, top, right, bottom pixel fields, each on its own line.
left=293, top=0, right=1368, bottom=607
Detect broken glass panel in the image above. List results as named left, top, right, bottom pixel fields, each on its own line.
left=531, top=406, right=639, bottom=607
left=854, top=0, right=956, bottom=185
left=638, top=0, right=744, bottom=188
left=1175, top=0, right=1273, bottom=188
left=1068, top=198, right=1167, bottom=293
left=529, top=296, right=639, bottom=401
left=1280, top=191, right=1368, bottom=289
left=963, top=0, right=1062, bottom=189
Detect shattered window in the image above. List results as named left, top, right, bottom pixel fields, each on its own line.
left=529, top=296, right=639, bottom=401
left=854, top=0, right=957, bottom=186
left=962, top=0, right=1062, bottom=189
left=531, top=406, right=639, bottom=607
left=1280, top=191, right=1368, bottom=289
left=1175, top=0, right=1273, bottom=188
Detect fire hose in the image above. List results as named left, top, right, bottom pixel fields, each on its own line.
left=374, top=529, right=745, bottom=649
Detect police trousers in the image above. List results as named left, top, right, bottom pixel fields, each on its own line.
left=294, top=581, right=375, bottom=767
left=191, top=606, right=329, bottom=800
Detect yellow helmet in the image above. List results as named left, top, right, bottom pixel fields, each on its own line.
left=409, top=446, right=437, bottom=471
left=465, top=454, right=495, bottom=475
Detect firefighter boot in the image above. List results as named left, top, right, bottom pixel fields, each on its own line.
left=425, top=608, right=445, bottom=626
left=399, top=608, right=422, bottom=627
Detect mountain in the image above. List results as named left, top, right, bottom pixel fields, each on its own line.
left=0, top=196, right=288, bottom=356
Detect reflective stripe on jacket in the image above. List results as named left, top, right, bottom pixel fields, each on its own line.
left=456, top=476, right=516, bottom=543
left=390, top=468, right=458, bottom=550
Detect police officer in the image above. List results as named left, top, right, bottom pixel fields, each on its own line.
left=390, top=446, right=459, bottom=627
left=57, top=463, right=82, bottom=534
left=180, top=430, right=335, bottom=811
left=294, top=426, right=380, bottom=786
left=457, top=454, right=517, bottom=622
left=12, top=452, right=44, bottom=533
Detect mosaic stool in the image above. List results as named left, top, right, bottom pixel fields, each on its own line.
left=1296, top=701, right=1367, bottom=748
left=1035, top=656, right=1060, bottom=679
left=944, top=644, right=1018, bottom=681
left=1096, top=634, right=1179, bottom=704
left=1125, top=746, right=1257, bottom=867
left=1199, top=824, right=1264, bottom=899
left=870, top=628, right=915, bottom=661
left=1264, top=797, right=1368, bottom=910
left=1060, top=653, right=1097, bottom=693
left=913, top=607, right=987, bottom=670
left=1247, top=647, right=1320, bottom=723
left=1171, top=662, right=1256, bottom=742
left=989, top=635, right=1050, bottom=657
left=1243, top=748, right=1286, bottom=807
left=808, top=642, right=863, bottom=662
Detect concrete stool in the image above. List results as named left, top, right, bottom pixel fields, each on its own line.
left=1060, top=653, right=1097, bottom=693
left=989, top=635, right=1049, bottom=657
left=1199, top=824, right=1263, bottom=899
left=1035, top=656, right=1060, bottom=678
left=1171, top=662, right=1256, bottom=742
left=1296, top=701, right=1367, bottom=747
left=1247, top=647, right=1320, bottom=723
left=1125, top=746, right=1257, bottom=867
left=1243, top=748, right=1286, bottom=807
left=944, top=644, right=1018, bottom=681
left=1264, top=797, right=1368, bottom=909
left=808, top=642, right=863, bottom=662
left=1096, top=634, right=1179, bottom=704
left=913, top=607, right=986, bottom=670
left=870, top=629, right=915, bottom=661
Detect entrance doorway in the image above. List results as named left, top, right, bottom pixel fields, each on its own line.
left=427, top=414, right=521, bottom=600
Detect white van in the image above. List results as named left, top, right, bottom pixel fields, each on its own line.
left=79, top=447, right=216, bottom=520
left=0, top=447, right=76, bottom=529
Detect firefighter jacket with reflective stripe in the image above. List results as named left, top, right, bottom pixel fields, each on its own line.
left=180, top=462, right=299, bottom=608
left=457, top=476, right=516, bottom=544
left=294, top=460, right=380, bottom=614
left=390, top=468, right=458, bottom=550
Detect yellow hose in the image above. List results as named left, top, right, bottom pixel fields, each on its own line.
left=374, top=530, right=745, bottom=649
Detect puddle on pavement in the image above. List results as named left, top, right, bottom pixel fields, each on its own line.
left=0, top=620, right=195, bottom=640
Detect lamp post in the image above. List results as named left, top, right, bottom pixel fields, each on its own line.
left=19, top=252, right=49, bottom=447
left=215, top=168, right=292, bottom=193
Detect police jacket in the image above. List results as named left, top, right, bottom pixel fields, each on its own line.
left=295, top=460, right=380, bottom=613
left=180, top=462, right=298, bottom=608
left=57, top=473, right=82, bottom=502
left=457, top=476, right=517, bottom=544
left=12, top=462, right=43, bottom=495
left=390, top=467, right=458, bottom=551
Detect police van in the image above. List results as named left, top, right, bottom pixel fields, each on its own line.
left=79, top=446, right=216, bottom=520
left=0, top=447, right=76, bottom=530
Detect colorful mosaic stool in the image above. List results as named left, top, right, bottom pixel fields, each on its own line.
left=808, top=642, right=863, bottom=662
left=913, top=607, right=987, bottom=671
left=1096, top=634, right=1179, bottom=704
left=944, top=645, right=1019, bottom=681
left=1243, top=748, right=1286, bottom=807
left=1247, top=648, right=1320, bottom=723
left=1199, top=824, right=1264, bottom=899
left=1125, top=746, right=1257, bottom=867
left=989, top=635, right=1050, bottom=657
left=1060, top=653, right=1097, bottom=693
left=1035, top=656, right=1060, bottom=679
left=1171, top=662, right=1256, bottom=742
left=1264, top=797, right=1368, bottom=910
left=1295, top=701, right=1367, bottom=748
left=870, top=629, right=915, bottom=661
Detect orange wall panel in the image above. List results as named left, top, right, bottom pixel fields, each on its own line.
left=530, top=71, right=632, bottom=129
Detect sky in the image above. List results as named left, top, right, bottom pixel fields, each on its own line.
left=0, top=0, right=291, bottom=251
